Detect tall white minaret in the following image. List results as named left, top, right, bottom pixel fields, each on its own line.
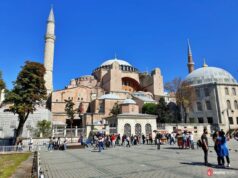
left=44, top=8, right=55, bottom=94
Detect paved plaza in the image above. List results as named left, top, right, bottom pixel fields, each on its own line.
left=40, top=140, right=238, bottom=178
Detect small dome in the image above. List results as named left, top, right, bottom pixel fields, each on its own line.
left=123, top=99, right=136, bottom=104
left=100, top=58, right=132, bottom=67
left=185, top=67, right=237, bottom=85
left=99, top=93, right=120, bottom=100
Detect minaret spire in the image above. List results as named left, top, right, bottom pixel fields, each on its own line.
left=48, top=7, right=55, bottom=22
left=44, top=7, right=55, bottom=94
left=203, top=58, right=208, bottom=68
left=187, top=39, right=195, bottom=73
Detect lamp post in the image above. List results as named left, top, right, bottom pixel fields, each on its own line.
left=222, top=108, right=234, bottom=132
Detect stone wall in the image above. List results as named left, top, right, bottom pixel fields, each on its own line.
left=0, top=106, right=51, bottom=138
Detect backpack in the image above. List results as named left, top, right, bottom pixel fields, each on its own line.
left=197, top=139, right=203, bottom=147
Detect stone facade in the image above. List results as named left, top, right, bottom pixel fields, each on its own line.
left=0, top=105, right=51, bottom=138
left=186, top=83, right=238, bottom=131
left=51, top=58, right=164, bottom=132
left=183, top=42, right=238, bottom=132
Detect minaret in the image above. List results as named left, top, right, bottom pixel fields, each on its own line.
left=203, top=58, right=208, bottom=68
left=187, top=39, right=194, bottom=73
left=44, top=8, right=55, bottom=94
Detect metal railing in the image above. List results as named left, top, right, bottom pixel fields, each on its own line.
left=0, top=145, right=26, bottom=153
left=32, top=148, right=44, bottom=178
left=0, top=144, right=47, bottom=153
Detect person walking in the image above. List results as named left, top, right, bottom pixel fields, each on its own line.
left=201, top=129, right=209, bottom=166
left=116, top=134, right=121, bottom=146
left=48, top=137, right=53, bottom=151
left=156, top=132, right=162, bottom=150
left=149, top=133, right=153, bottom=145
left=217, top=131, right=231, bottom=167
left=213, top=131, right=221, bottom=166
left=111, top=134, right=116, bottom=148
left=182, top=132, right=187, bottom=149
left=126, top=136, right=130, bottom=147
left=130, top=135, right=134, bottom=146
left=170, top=132, right=175, bottom=145
left=189, top=132, right=194, bottom=149
left=146, top=135, right=149, bottom=144
left=29, top=137, right=33, bottom=151
left=142, top=134, right=145, bottom=144
left=98, top=135, right=104, bottom=152
left=57, top=137, right=61, bottom=150
left=63, top=137, right=68, bottom=150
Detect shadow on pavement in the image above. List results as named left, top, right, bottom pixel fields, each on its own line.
left=164, top=147, right=186, bottom=150
left=180, top=162, right=215, bottom=167
left=91, top=150, right=99, bottom=152
left=180, top=162, right=238, bottom=170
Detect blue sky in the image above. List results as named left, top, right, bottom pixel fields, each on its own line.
left=0, top=0, right=238, bottom=90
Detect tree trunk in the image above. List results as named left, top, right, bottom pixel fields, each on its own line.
left=14, top=112, right=30, bottom=145
left=182, top=104, right=187, bottom=123
left=184, top=112, right=187, bottom=123
left=14, top=118, right=26, bottom=145
left=70, top=123, right=73, bottom=143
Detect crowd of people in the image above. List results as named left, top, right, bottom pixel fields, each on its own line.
left=48, top=137, right=67, bottom=151
left=83, top=131, right=184, bottom=152
left=83, top=132, right=163, bottom=151
left=46, top=128, right=238, bottom=169
left=200, top=128, right=237, bottom=167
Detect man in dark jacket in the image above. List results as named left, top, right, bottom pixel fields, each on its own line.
left=201, top=129, right=209, bottom=166
left=156, top=132, right=162, bottom=150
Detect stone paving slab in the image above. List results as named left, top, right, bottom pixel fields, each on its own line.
left=40, top=140, right=238, bottom=178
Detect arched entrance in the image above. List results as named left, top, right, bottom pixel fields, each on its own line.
left=124, top=123, right=131, bottom=136
left=135, top=123, right=142, bottom=136
left=122, top=77, right=141, bottom=92
left=145, top=123, right=152, bottom=136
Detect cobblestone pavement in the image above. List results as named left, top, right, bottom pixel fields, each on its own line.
left=40, top=140, right=238, bottom=178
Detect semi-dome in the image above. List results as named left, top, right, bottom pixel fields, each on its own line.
left=99, top=93, right=120, bottom=100
left=100, top=58, right=132, bottom=67
left=185, top=67, right=237, bottom=85
left=123, top=99, right=136, bottom=104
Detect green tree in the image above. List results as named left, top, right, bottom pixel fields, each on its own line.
left=110, top=102, right=120, bottom=116
left=36, top=120, right=51, bottom=137
left=142, top=103, right=157, bottom=115
left=0, top=70, right=6, bottom=91
left=65, top=99, right=76, bottom=142
left=157, top=98, right=171, bottom=123
left=4, top=61, right=47, bottom=144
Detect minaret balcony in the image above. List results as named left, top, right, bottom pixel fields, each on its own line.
left=45, top=34, right=55, bottom=40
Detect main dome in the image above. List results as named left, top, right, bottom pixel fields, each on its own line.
left=185, top=67, right=237, bottom=85
left=100, top=58, right=132, bottom=67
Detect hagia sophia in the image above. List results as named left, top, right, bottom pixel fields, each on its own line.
left=0, top=8, right=238, bottom=139
left=51, top=57, right=163, bottom=136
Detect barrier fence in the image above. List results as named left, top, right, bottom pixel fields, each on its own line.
left=0, top=144, right=47, bottom=153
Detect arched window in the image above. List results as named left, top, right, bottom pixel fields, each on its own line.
left=234, top=100, right=238, bottom=110
left=204, top=88, right=210, bottom=97
left=124, top=123, right=131, bottom=136
left=225, top=87, right=229, bottom=95
left=197, top=102, right=203, bottom=111
left=232, top=88, right=236, bottom=95
left=206, top=101, right=212, bottom=110
left=227, top=100, right=231, bottom=109
left=135, top=123, right=142, bottom=136
left=145, top=123, right=152, bottom=136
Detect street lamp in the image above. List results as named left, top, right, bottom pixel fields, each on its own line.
left=222, top=108, right=234, bottom=132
